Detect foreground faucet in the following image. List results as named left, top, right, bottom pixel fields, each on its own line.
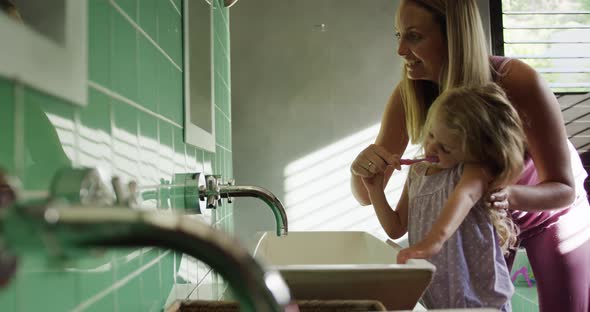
left=0, top=168, right=292, bottom=312
left=199, top=174, right=288, bottom=236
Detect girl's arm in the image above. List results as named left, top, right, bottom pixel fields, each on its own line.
left=397, top=164, right=487, bottom=263
left=426, top=164, right=488, bottom=242
left=364, top=174, right=409, bottom=240
left=489, top=59, right=575, bottom=211
left=351, top=84, right=410, bottom=205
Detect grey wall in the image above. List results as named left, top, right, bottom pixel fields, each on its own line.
left=230, top=0, right=492, bottom=247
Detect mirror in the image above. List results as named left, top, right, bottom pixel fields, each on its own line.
left=183, top=0, right=216, bottom=152
left=0, top=0, right=87, bottom=106
left=12, top=0, right=66, bottom=45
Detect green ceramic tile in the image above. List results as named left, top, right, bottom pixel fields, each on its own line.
left=113, top=100, right=138, bottom=135
left=88, top=0, right=111, bottom=87
left=113, top=248, right=144, bottom=281
left=515, top=285, right=538, bottom=302
left=78, top=88, right=113, bottom=169
left=222, top=148, right=227, bottom=178
left=159, top=121, right=173, bottom=150
left=203, top=151, right=213, bottom=174
left=172, top=127, right=186, bottom=210
left=0, top=0, right=203, bottom=311
left=115, top=276, right=142, bottom=312
left=138, top=35, right=159, bottom=113
left=212, top=0, right=221, bottom=11
left=213, top=39, right=223, bottom=84
left=159, top=120, right=175, bottom=180
left=0, top=281, right=16, bottom=312
left=175, top=252, right=182, bottom=276
left=112, top=248, right=162, bottom=312
left=218, top=81, right=230, bottom=119
left=160, top=252, right=176, bottom=289
left=112, top=100, right=139, bottom=179
left=228, top=212, right=235, bottom=234
left=138, top=111, right=160, bottom=185
left=139, top=253, right=163, bottom=311
left=225, top=117, right=231, bottom=151
left=141, top=248, right=162, bottom=264
left=173, top=0, right=182, bottom=13
left=213, top=74, right=221, bottom=113
left=214, top=107, right=223, bottom=147
left=511, top=286, right=539, bottom=311
left=226, top=150, right=232, bottom=178
left=158, top=58, right=183, bottom=124
left=16, top=266, right=79, bottom=311
left=196, top=149, right=204, bottom=173
left=0, top=79, right=15, bottom=174
left=215, top=146, right=222, bottom=174
left=213, top=17, right=225, bottom=51
left=185, top=146, right=197, bottom=172
left=114, top=0, right=137, bottom=21
left=81, top=89, right=111, bottom=132
left=76, top=252, right=117, bottom=311
left=139, top=112, right=158, bottom=142
left=23, top=88, right=75, bottom=191
left=157, top=0, right=183, bottom=67
left=111, top=11, right=139, bottom=103
left=82, top=295, right=116, bottom=312
left=138, top=0, right=158, bottom=41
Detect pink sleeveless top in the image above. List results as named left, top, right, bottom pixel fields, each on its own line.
left=490, top=55, right=590, bottom=240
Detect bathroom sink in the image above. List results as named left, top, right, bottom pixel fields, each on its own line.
left=252, top=231, right=435, bottom=311
left=167, top=299, right=387, bottom=311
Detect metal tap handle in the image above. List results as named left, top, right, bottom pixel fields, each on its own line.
left=203, top=175, right=221, bottom=209
left=111, top=177, right=125, bottom=206
left=127, top=181, right=138, bottom=208
left=226, top=179, right=235, bottom=204
left=111, top=177, right=138, bottom=208
left=51, top=167, right=114, bottom=206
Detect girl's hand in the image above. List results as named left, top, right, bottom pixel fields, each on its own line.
left=361, top=172, right=385, bottom=191
left=351, top=144, right=400, bottom=178
left=485, top=186, right=512, bottom=210
left=396, top=237, right=443, bottom=264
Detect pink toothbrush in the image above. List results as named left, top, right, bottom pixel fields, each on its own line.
left=400, top=156, right=439, bottom=165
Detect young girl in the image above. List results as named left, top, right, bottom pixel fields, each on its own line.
left=363, top=83, right=526, bottom=311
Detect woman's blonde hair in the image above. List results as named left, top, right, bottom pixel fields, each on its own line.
left=396, top=0, right=492, bottom=143
left=0, top=0, right=22, bottom=20
left=424, top=83, right=526, bottom=253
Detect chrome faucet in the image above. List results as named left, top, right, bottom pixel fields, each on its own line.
left=199, top=174, right=288, bottom=236
left=0, top=168, right=292, bottom=312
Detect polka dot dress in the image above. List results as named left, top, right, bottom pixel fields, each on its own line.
left=407, top=162, right=514, bottom=311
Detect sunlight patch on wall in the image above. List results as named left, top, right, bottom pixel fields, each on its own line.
left=284, top=123, right=422, bottom=241
left=45, top=113, right=76, bottom=160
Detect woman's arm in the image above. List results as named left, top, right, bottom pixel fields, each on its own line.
left=397, top=164, right=487, bottom=263
left=492, top=59, right=576, bottom=211
left=364, top=174, right=409, bottom=240
left=351, top=84, right=410, bottom=205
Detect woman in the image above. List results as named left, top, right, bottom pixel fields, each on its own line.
left=349, top=0, right=590, bottom=311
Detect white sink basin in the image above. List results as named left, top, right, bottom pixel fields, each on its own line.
left=252, top=231, right=435, bottom=310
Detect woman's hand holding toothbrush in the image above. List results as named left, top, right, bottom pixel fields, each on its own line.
left=351, top=144, right=439, bottom=179
left=350, top=144, right=402, bottom=178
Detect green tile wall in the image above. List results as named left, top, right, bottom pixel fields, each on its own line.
left=0, top=0, right=233, bottom=310
left=510, top=249, right=540, bottom=311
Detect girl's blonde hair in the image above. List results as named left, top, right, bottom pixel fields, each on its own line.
left=396, top=0, right=492, bottom=143
left=424, top=83, right=526, bottom=253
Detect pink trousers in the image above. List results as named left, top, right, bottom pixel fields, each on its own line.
left=510, top=226, right=590, bottom=312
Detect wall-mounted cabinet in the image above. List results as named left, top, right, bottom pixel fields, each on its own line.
left=183, top=0, right=215, bottom=152
left=0, top=0, right=87, bottom=106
